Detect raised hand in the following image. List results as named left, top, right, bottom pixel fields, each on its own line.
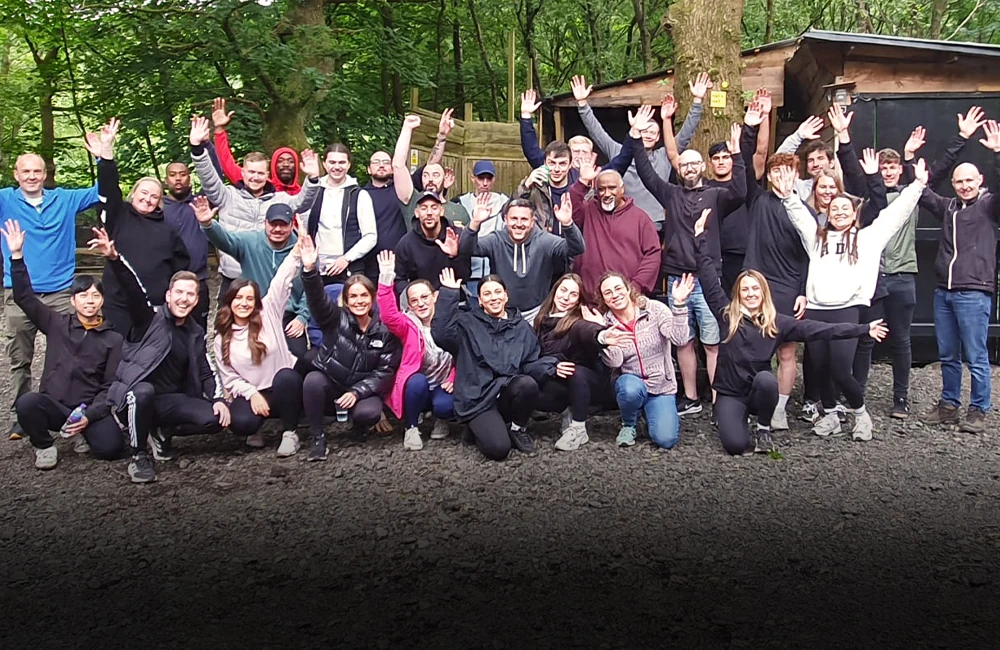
left=868, top=319, right=889, bottom=342
left=661, top=93, right=678, bottom=121
left=377, top=250, right=396, bottom=276
left=578, top=151, right=601, bottom=185
left=97, top=118, right=120, bottom=159
left=1, top=220, right=25, bottom=256
left=693, top=208, right=711, bottom=238
left=744, top=100, right=765, bottom=127
left=979, top=119, right=1000, bottom=152
left=671, top=273, right=696, bottom=306
left=299, top=234, right=318, bottom=271
left=796, top=115, right=825, bottom=141
left=903, top=125, right=926, bottom=157
left=83, top=132, right=102, bottom=158
left=438, top=107, right=455, bottom=138
left=772, top=166, right=797, bottom=198
left=958, top=105, right=986, bottom=139
left=189, top=115, right=211, bottom=146
left=403, top=114, right=421, bottom=131
left=754, top=87, right=772, bottom=115
left=628, top=105, right=656, bottom=135
left=212, top=98, right=234, bottom=130
left=827, top=103, right=853, bottom=135
left=192, top=196, right=218, bottom=225
left=581, top=305, right=605, bottom=325
left=434, top=227, right=460, bottom=257
left=689, top=72, right=712, bottom=102
left=471, top=191, right=493, bottom=229
left=727, top=123, right=742, bottom=154
left=443, top=167, right=456, bottom=190
left=520, top=89, right=541, bottom=118
left=571, top=75, right=592, bottom=105
left=554, top=193, right=573, bottom=226
left=524, top=166, right=548, bottom=188
left=439, top=267, right=462, bottom=290
left=87, top=227, right=118, bottom=260
left=859, top=148, right=879, bottom=175
left=300, top=149, right=320, bottom=178
left=912, top=158, right=929, bottom=186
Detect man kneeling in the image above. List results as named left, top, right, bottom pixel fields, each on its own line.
left=3, top=221, right=125, bottom=469
left=92, top=228, right=230, bottom=483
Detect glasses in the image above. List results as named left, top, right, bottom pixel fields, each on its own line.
left=678, top=162, right=702, bottom=169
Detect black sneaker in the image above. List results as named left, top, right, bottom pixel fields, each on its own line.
left=710, top=406, right=718, bottom=428
left=149, top=428, right=174, bottom=461
left=7, top=420, right=23, bottom=440
left=754, top=430, right=774, bottom=454
left=677, top=397, right=702, bottom=417
left=890, top=397, right=910, bottom=419
left=308, top=434, right=328, bottom=461
left=508, top=426, right=537, bottom=456
left=128, top=452, right=156, bottom=484
left=961, top=406, right=986, bottom=434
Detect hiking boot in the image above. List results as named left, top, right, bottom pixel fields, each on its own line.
left=276, top=431, right=300, bottom=457
left=770, top=407, right=789, bottom=431
left=430, top=419, right=450, bottom=440
left=403, top=426, right=423, bottom=451
left=801, top=401, right=820, bottom=423
left=852, top=409, right=873, bottom=442
left=616, top=425, right=637, bottom=447
left=245, top=432, right=266, bottom=449
left=148, top=428, right=174, bottom=461
left=308, top=434, right=328, bottom=461
left=754, top=429, right=774, bottom=454
left=508, top=425, right=537, bottom=456
left=34, top=446, right=58, bottom=470
left=961, top=406, right=987, bottom=434
left=128, top=452, right=156, bottom=484
left=554, top=420, right=589, bottom=451
left=677, top=397, right=702, bottom=416
left=922, top=400, right=960, bottom=426
left=890, top=397, right=910, bottom=420
left=812, top=412, right=842, bottom=437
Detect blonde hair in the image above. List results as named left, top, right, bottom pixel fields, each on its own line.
left=568, top=135, right=593, bottom=151
left=126, top=177, right=164, bottom=209
left=807, top=171, right=843, bottom=213
left=724, top=270, right=779, bottom=344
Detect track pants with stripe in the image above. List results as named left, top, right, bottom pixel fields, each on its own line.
left=122, top=382, right=223, bottom=452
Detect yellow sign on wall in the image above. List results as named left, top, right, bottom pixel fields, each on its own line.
left=710, top=90, right=727, bottom=109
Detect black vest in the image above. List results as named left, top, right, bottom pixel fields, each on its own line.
left=307, top=185, right=366, bottom=278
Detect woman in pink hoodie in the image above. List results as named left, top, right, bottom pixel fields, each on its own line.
left=375, top=250, right=456, bottom=451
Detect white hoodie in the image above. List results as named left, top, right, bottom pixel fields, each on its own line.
left=782, top=180, right=924, bottom=310
left=316, top=174, right=377, bottom=262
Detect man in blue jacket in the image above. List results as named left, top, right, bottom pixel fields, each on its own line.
left=0, top=151, right=100, bottom=438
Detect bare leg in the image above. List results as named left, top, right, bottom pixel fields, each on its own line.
left=677, top=341, right=699, bottom=401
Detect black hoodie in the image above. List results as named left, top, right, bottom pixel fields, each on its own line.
left=393, top=215, right=472, bottom=296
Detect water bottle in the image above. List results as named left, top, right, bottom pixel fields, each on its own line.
left=60, top=404, right=87, bottom=438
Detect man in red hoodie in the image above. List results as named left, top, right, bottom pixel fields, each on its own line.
left=569, top=153, right=661, bottom=298
left=211, top=98, right=302, bottom=195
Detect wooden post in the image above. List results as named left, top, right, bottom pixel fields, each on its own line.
left=410, top=88, right=420, bottom=110
left=507, top=30, right=516, bottom=122
left=554, top=109, right=564, bottom=143
left=465, top=102, right=474, bottom=122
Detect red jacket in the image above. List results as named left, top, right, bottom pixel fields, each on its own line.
left=213, top=130, right=302, bottom=195
left=570, top=180, right=661, bottom=298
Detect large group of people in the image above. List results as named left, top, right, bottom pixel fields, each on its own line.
left=2, top=73, right=998, bottom=483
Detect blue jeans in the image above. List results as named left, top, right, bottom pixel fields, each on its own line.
left=614, top=374, right=679, bottom=449
left=403, top=373, right=455, bottom=427
left=934, top=289, right=992, bottom=411
left=666, top=275, right=721, bottom=345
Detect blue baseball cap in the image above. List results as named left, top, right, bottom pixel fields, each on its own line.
left=472, top=160, right=496, bottom=177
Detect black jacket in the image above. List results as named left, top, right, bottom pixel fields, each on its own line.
left=393, top=216, right=472, bottom=296
left=98, top=160, right=191, bottom=308
left=536, top=316, right=606, bottom=370
left=11, top=257, right=122, bottom=421
left=105, top=256, right=220, bottom=411
left=303, top=268, right=401, bottom=398
left=306, top=184, right=366, bottom=279
left=432, top=287, right=556, bottom=421
left=695, top=237, right=868, bottom=398
left=630, top=133, right=747, bottom=275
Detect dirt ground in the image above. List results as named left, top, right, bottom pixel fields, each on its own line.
left=1, top=292, right=999, bottom=649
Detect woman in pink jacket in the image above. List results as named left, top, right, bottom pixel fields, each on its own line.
left=375, top=250, right=456, bottom=451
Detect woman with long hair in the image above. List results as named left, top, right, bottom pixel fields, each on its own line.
left=806, top=171, right=843, bottom=219
left=432, top=269, right=555, bottom=461
left=375, top=250, right=455, bottom=451
left=598, top=270, right=694, bottom=449
left=533, top=273, right=625, bottom=451
left=692, top=209, right=888, bottom=454
left=299, top=235, right=401, bottom=461
left=778, top=159, right=927, bottom=441
left=214, top=246, right=304, bottom=455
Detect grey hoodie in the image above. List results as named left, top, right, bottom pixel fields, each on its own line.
left=460, top=221, right=586, bottom=313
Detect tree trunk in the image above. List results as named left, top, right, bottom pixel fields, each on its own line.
left=517, top=0, right=545, bottom=95
left=668, top=0, right=745, bottom=153
left=24, top=39, right=60, bottom=185
left=262, top=101, right=309, bottom=153
left=854, top=0, right=875, bottom=33
left=630, top=0, right=653, bottom=73
left=452, top=1, right=465, bottom=109
left=929, top=0, right=948, bottom=39
left=434, top=0, right=444, bottom=108
left=764, top=0, right=775, bottom=42
left=467, top=0, right=501, bottom=120
left=377, top=2, right=404, bottom=114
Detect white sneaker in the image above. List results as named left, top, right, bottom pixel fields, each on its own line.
left=276, top=431, right=300, bottom=457
left=559, top=408, right=572, bottom=434
left=403, top=426, right=423, bottom=451
left=72, top=434, right=91, bottom=454
left=34, top=446, right=58, bottom=470
left=812, top=412, right=842, bottom=437
left=770, top=407, right=789, bottom=431
left=554, top=420, right=589, bottom=451
left=852, top=410, right=873, bottom=441
left=245, top=432, right=266, bottom=449
left=430, top=419, right=450, bottom=440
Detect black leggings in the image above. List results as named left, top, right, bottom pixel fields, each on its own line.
left=805, top=307, right=864, bottom=412
left=715, top=371, right=779, bottom=455
left=852, top=297, right=884, bottom=395
left=301, top=370, right=384, bottom=438
left=535, top=365, right=610, bottom=422
left=467, top=375, right=539, bottom=461
left=228, top=368, right=303, bottom=437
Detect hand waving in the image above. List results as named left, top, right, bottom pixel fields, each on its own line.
left=439, top=267, right=462, bottom=290
left=693, top=208, right=711, bottom=238
left=520, top=89, right=541, bottom=118
left=571, top=75, right=592, bottom=105
left=192, top=195, right=218, bottom=225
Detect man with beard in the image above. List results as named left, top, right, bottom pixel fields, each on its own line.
left=161, top=162, right=211, bottom=331
left=211, top=98, right=302, bottom=195
left=455, top=161, right=509, bottom=294
left=393, top=192, right=468, bottom=296
left=391, top=115, right=470, bottom=228
left=362, top=150, right=409, bottom=280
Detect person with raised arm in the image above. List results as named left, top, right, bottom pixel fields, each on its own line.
left=161, top=161, right=211, bottom=331
left=391, top=113, right=470, bottom=226
left=690, top=209, right=888, bottom=455
left=211, top=97, right=302, bottom=195
left=454, top=160, right=509, bottom=295
left=392, top=190, right=469, bottom=295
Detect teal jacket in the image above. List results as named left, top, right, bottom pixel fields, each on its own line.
left=203, top=222, right=309, bottom=324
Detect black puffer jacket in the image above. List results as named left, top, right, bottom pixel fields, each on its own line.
left=432, top=287, right=556, bottom=421
left=535, top=316, right=606, bottom=370
left=303, top=268, right=401, bottom=398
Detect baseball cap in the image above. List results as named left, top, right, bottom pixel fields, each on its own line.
left=415, top=190, right=446, bottom=205
left=266, top=203, right=294, bottom=224
left=472, top=160, right=496, bottom=177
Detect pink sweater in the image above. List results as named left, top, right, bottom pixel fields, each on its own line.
left=214, top=253, right=299, bottom=399
left=601, top=298, right=689, bottom=395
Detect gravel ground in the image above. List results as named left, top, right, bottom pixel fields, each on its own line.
left=2, top=288, right=1000, bottom=649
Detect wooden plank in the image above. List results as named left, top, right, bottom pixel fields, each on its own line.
left=554, top=109, right=564, bottom=143
left=844, top=60, right=997, bottom=94
left=410, top=88, right=419, bottom=110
